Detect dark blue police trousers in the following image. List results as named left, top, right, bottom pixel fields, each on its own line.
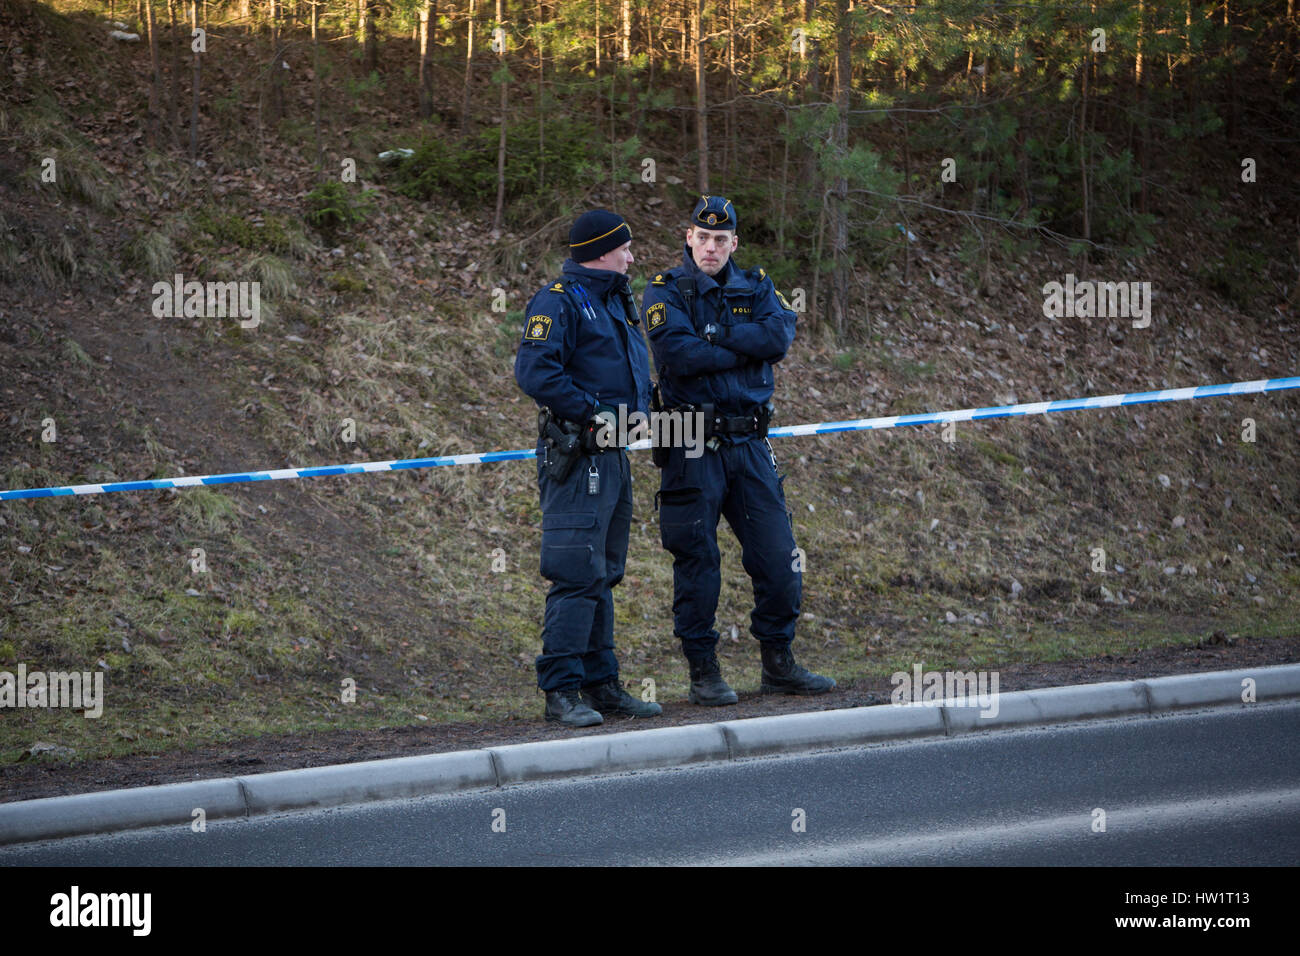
left=657, top=438, right=801, bottom=660
left=535, top=448, right=631, bottom=691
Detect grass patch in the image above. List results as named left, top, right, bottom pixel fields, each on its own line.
left=173, top=488, right=242, bottom=535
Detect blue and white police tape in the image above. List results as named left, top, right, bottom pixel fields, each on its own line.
left=3, top=375, right=1297, bottom=502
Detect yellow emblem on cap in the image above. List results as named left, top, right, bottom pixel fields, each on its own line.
left=646, top=302, right=667, bottom=330
left=707, top=213, right=718, bottom=225
left=524, top=315, right=553, bottom=341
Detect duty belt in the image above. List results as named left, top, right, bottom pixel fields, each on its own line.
left=685, top=403, right=773, bottom=441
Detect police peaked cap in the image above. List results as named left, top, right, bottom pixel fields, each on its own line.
left=692, top=195, right=737, bottom=231
left=569, top=209, right=632, bottom=260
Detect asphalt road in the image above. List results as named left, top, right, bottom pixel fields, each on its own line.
left=3, top=701, right=1298, bottom=866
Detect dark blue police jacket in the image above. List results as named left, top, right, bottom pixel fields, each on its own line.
left=642, top=246, right=796, bottom=416
left=514, top=260, right=652, bottom=424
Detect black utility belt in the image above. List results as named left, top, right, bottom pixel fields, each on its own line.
left=670, top=403, right=772, bottom=440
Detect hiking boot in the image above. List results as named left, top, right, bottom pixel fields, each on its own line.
left=544, top=688, right=604, bottom=727
left=760, top=645, right=836, bottom=695
left=581, top=678, right=663, bottom=718
left=688, top=654, right=739, bottom=706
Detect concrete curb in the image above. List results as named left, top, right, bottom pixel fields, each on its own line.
left=2, top=663, right=1298, bottom=847
left=490, top=723, right=729, bottom=784
left=719, top=701, right=945, bottom=758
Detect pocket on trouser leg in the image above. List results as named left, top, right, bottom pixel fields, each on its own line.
left=658, top=488, right=702, bottom=555
left=539, top=512, right=601, bottom=587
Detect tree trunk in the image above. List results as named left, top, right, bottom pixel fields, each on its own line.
left=146, top=0, right=161, bottom=147
left=493, top=0, right=507, bottom=234
left=537, top=0, right=545, bottom=190
left=167, top=0, right=181, bottom=145
left=312, top=0, right=322, bottom=166
left=419, top=2, right=434, bottom=117
left=1224, top=0, right=1239, bottom=141
left=694, top=0, right=707, bottom=193
left=680, top=0, right=688, bottom=64
left=725, top=0, right=736, bottom=191
left=621, top=0, right=630, bottom=60
left=901, top=63, right=911, bottom=286
left=1135, top=0, right=1148, bottom=214
left=269, top=0, right=285, bottom=122
left=831, top=0, right=850, bottom=337
left=356, top=0, right=367, bottom=66
left=364, top=1, right=379, bottom=73
left=462, top=0, right=476, bottom=135
left=647, top=4, right=655, bottom=77
left=189, top=0, right=201, bottom=159
left=778, top=105, right=789, bottom=251
left=804, top=0, right=819, bottom=98
left=801, top=0, right=819, bottom=186
left=1079, top=49, right=1091, bottom=259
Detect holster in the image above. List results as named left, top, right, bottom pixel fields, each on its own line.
left=649, top=384, right=669, bottom=468
left=537, top=408, right=581, bottom=483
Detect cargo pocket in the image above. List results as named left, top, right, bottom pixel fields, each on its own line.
left=540, top=512, right=600, bottom=587
left=658, top=487, right=703, bottom=555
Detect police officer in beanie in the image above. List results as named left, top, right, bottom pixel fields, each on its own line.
left=642, top=195, right=835, bottom=704
left=514, top=209, right=663, bottom=727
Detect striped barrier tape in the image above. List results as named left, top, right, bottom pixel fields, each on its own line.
left=2, top=375, right=1297, bottom=502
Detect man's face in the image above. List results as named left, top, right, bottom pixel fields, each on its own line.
left=586, top=241, right=634, bottom=274
left=687, top=226, right=739, bottom=276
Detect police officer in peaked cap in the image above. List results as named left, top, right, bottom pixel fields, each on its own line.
left=642, top=195, right=835, bottom=705
left=514, top=209, right=663, bottom=727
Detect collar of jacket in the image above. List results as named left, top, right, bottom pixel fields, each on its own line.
left=561, top=259, right=631, bottom=299
left=679, top=245, right=749, bottom=295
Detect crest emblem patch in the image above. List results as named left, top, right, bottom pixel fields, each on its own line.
left=524, top=315, right=553, bottom=341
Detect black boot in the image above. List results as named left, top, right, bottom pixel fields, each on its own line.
left=544, top=688, right=604, bottom=727
left=581, top=678, right=663, bottom=718
left=760, top=645, right=836, bottom=696
left=688, top=654, right=739, bottom=706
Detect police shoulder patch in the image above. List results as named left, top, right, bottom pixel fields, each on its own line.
left=549, top=282, right=565, bottom=292
left=646, top=301, right=667, bottom=331
left=758, top=267, right=767, bottom=281
left=524, top=314, right=553, bottom=341
left=651, top=273, right=666, bottom=287
left=776, top=290, right=792, bottom=310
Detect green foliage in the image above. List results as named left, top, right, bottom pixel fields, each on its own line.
left=345, top=71, right=384, bottom=99
left=305, top=181, right=377, bottom=242
left=390, top=115, right=601, bottom=218
left=1197, top=244, right=1269, bottom=310
left=329, top=269, right=368, bottom=294
left=493, top=308, right=526, bottom=359
left=124, top=229, right=176, bottom=276
left=194, top=208, right=298, bottom=256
